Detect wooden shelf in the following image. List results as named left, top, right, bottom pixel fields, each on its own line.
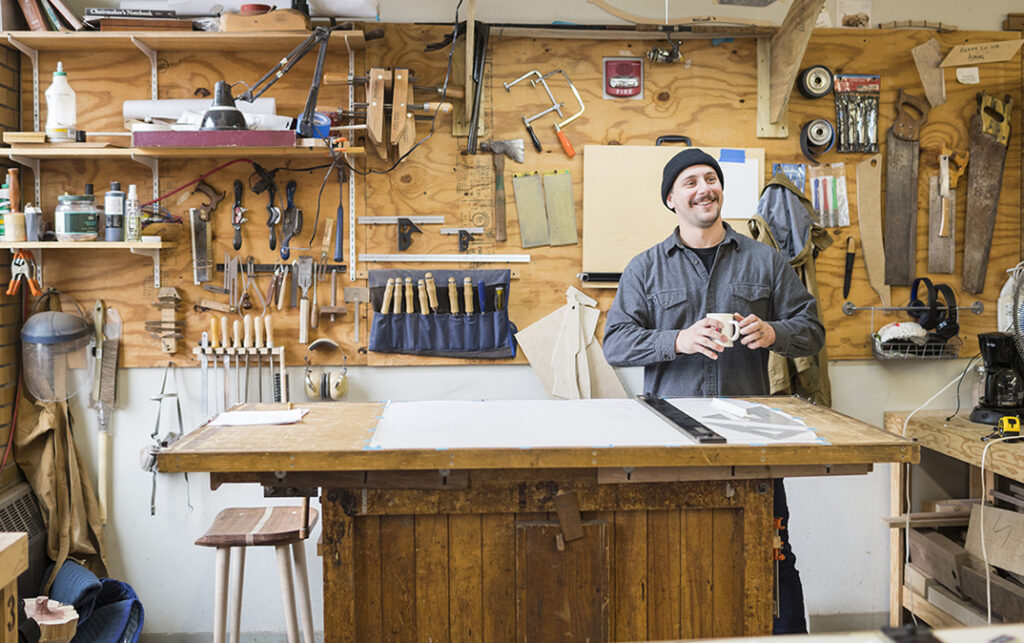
left=0, top=240, right=173, bottom=249
left=2, top=29, right=366, bottom=52
left=5, top=145, right=330, bottom=160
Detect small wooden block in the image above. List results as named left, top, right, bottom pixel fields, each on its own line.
left=553, top=490, right=584, bottom=542
left=2, top=131, right=46, bottom=144
left=908, top=528, right=968, bottom=592
left=390, top=69, right=410, bottom=144
left=219, top=9, right=310, bottom=32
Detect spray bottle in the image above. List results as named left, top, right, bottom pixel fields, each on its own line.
left=125, top=184, right=141, bottom=242
left=45, top=62, right=76, bottom=142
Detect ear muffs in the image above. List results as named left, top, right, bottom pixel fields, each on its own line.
left=932, top=284, right=960, bottom=340
left=908, top=277, right=939, bottom=329
left=304, top=338, right=348, bottom=400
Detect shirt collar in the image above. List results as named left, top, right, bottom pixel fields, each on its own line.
left=661, top=222, right=741, bottom=255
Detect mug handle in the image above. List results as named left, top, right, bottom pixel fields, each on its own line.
left=725, top=320, right=741, bottom=341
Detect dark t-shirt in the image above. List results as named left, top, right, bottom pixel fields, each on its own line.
left=688, top=244, right=719, bottom=273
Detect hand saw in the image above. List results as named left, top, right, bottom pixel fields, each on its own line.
left=927, top=144, right=967, bottom=274
left=963, top=91, right=1013, bottom=294
left=884, top=89, right=929, bottom=286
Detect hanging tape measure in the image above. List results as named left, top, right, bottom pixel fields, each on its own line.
left=800, top=118, right=835, bottom=164
left=797, top=65, right=834, bottom=99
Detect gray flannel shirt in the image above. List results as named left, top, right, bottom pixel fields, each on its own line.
left=603, top=224, right=824, bottom=397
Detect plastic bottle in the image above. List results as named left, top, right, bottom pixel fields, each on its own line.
left=104, top=181, right=124, bottom=242
left=0, top=182, right=9, bottom=239
left=44, top=62, right=76, bottom=142
left=125, top=184, right=141, bottom=242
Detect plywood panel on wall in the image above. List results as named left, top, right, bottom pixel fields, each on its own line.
left=14, top=25, right=1021, bottom=367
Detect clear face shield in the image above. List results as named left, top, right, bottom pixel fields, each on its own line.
left=21, top=311, right=93, bottom=402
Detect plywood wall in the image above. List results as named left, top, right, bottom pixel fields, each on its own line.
left=14, top=25, right=1022, bottom=367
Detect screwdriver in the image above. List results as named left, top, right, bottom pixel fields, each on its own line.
left=381, top=277, right=395, bottom=314
left=404, top=277, right=414, bottom=314
left=463, top=277, right=474, bottom=314
left=392, top=276, right=403, bottom=314
left=448, top=277, right=459, bottom=314
left=425, top=272, right=438, bottom=312
left=417, top=279, right=429, bottom=315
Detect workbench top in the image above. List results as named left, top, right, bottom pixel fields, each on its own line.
left=159, top=397, right=916, bottom=474
left=884, top=409, right=1024, bottom=483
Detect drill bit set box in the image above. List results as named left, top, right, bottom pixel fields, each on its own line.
left=368, top=268, right=517, bottom=359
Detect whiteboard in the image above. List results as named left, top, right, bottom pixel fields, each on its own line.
left=581, top=145, right=764, bottom=284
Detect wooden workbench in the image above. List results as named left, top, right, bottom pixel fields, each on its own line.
left=883, top=410, right=1019, bottom=628
left=160, top=397, right=916, bottom=642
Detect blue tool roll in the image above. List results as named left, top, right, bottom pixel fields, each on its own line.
left=368, top=268, right=517, bottom=359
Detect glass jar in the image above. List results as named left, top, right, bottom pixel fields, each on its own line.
left=55, top=193, right=98, bottom=241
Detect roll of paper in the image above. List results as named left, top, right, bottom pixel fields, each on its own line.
left=122, top=98, right=277, bottom=122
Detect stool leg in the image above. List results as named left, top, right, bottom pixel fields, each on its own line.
left=229, top=546, right=246, bottom=643
left=213, top=547, right=230, bottom=643
left=276, top=543, right=301, bottom=643
left=291, top=541, right=315, bottom=643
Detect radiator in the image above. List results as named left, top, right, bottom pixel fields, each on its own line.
left=0, top=481, right=47, bottom=597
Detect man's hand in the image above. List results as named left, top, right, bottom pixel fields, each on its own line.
left=675, top=317, right=729, bottom=359
left=737, top=313, right=775, bottom=349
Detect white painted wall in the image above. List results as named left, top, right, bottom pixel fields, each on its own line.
left=48, top=0, right=1022, bottom=637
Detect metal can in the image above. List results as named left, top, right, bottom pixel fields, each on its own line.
left=55, top=193, right=98, bottom=241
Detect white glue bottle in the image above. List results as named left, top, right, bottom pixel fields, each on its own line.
left=45, top=62, right=76, bottom=142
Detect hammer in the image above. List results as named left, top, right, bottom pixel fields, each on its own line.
left=479, top=139, right=525, bottom=243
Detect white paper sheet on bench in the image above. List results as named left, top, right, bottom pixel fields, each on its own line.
left=368, top=398, right=822, bottom=450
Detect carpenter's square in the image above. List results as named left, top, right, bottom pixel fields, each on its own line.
left=883, top=89, right=929, bottom=286
left=232, top=180, right=247, bottom=252
left=963, top=91, right=1012, bottom=294
left=297, top=256, right=314, bottom=344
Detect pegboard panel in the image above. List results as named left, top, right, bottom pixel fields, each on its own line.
left=12, top=25, right=1022, bottom=367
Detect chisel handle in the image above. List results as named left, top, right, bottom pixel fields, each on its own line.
left=209, top=317, right=219, bottom=349
left=299, top=297, right=310, bottom=344
left=417, top=279, right=429, bottom=315
left=221, top=316, right=230, bottom=349
left=243, top=314, right=253, bottom=348
left=254, top=314, right=263, bottom=349
left=232, top=319, right=242, bottom=349
left=425, top=272, right=438, bottom=311
left=404, top=277, right=414, bottom=313
left=265, top=315, right=275, bottom=348
left=448, top=277, right=459, bottom=313
left=276, top=270, right=288, bottom=310
left=393, top=279, right=404, bottom=314
left=464, top=277, right=474, bottom=314
left=381, top=278, right=394, bottom=314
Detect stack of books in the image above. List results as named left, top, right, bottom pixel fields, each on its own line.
left=15, top=4, right=194, bottom=31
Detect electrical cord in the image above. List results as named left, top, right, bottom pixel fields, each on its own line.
left=979, top=434, right=1014, bottom=625
left=900, top=371, right=966, bottom=626
left=945, top=353, right=982, bottom=422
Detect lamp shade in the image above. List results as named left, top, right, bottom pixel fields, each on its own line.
left=200, top=81, right=247, bottom=131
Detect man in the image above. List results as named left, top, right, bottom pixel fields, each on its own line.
left=602, top=148, right=825, bottom=634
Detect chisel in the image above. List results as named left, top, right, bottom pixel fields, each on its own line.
left=448, top=277, right=459, bottom=313
left=392, top=276, right=403, bottom=314
left=417, top=279, right=429, bottom=315
left=243, top=314, right=253, bottom=402
left=843, top=237, right=855, bottom=299
left=381, top=278, right=395, bottom=314
left=209, top=318, right=220, bottom=412
left=220, top=316, right=230, bottom=409
left=404, top=277, right=414, bottom=313
left=200, top=331, right=210, bottom=417
left=232, top=319, right=242, bottom=404
left=254, top=315, right=264, bottom=402
left=425, top=272, right=438, bottom=312
left=464, top=277, right=474, bottom=314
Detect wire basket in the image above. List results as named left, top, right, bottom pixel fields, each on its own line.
left=872, top=335, right=962, bottom=360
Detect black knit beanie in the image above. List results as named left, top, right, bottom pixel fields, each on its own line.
left=661, top=148, right=724, bottom=208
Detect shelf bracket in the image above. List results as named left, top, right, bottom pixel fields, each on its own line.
left=130, top=246, right=162, bottom=288
left=130, top=36, right=159, bottom=100
left=9, top=155, right=41, bottom=207
left=130, top=154, right=160, bottom=200
left=6, top=37, right=39, bottom=133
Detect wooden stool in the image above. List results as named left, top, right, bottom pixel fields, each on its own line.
left=196, top=503, right=319, bottom=643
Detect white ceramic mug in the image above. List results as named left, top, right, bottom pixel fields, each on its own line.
left=706, top=313, right=741, bottom=347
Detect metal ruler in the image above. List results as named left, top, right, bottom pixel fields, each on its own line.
left=348, top=46, right=358, bottom=282
left=358, top=216, right=446, bottom=225
left=359, top=253, right=530, bottom=263
left=440, top=227, right=484, bottom=234
left=636, top=394, right=726, bottom=444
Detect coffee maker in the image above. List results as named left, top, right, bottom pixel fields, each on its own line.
left=971, top=332, right=1024, bottom=425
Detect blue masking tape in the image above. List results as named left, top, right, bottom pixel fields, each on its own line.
left=719, top=149, right=745, bottom=163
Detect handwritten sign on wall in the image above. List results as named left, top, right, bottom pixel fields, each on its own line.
left=941, top=39, right=1023, bottom=67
